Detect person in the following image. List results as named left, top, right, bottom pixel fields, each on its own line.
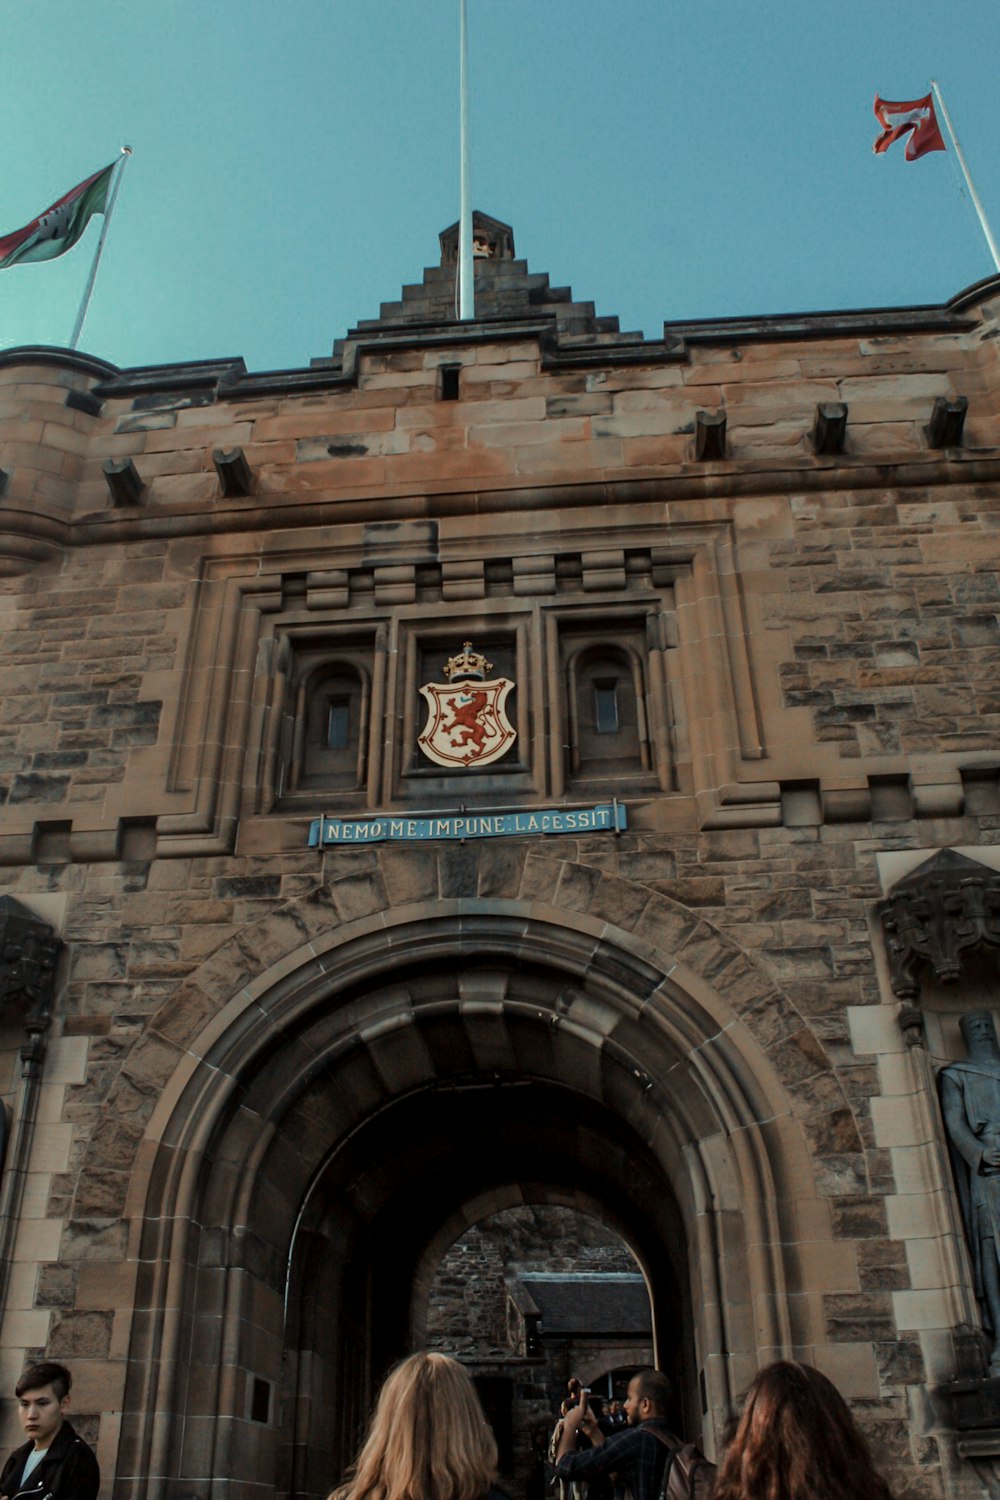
left=548, top=1399, right=584, bottom=1500
left=940, top=1010, right=1000, bottom=1371
left=713, top=1361, right=894, bottom=1500
left=329, top=1352, right=501, bottom=1500
left=581, top=1398, right=614, bottom=1500
left=554, top=1369, right=678, bottom=1500
left=528, top=1421, right=552, bottom=1500
left=0, top=1361, right=99, bottom=1500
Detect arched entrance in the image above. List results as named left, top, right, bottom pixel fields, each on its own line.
left=111, top=884, right=830, bottom=1500
left=283, top=1058, right=690, bottom=1496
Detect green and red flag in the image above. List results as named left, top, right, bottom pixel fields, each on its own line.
left=0, top=161, right=116, bottom=270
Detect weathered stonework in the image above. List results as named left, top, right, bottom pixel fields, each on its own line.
left=0, top=216, right=999, bottom=1499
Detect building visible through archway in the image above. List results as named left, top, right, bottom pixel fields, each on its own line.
left=424, top=1206, right=654, bottom=1495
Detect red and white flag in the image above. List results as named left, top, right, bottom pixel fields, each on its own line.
left=873, top=94, right=946, bottom=161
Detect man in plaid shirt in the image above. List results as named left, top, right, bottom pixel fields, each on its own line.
left=554, top=1370, right=676, bottom=1500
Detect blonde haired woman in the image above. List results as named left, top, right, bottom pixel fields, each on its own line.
left=330, top=1353, right=501, bottom=1500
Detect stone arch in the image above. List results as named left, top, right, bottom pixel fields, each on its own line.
left=87, top=849, right=861, bottom=1500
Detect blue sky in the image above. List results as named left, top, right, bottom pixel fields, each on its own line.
left=3, top=0, right=999, bottom=372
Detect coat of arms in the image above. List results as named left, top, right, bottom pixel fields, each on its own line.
left=418, top=642, right=516, bottom=769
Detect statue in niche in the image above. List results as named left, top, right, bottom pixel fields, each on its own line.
left=941, top=1011, right=1000, bottom=1372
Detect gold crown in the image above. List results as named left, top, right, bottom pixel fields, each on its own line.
left=443, top=641, right=492, bottom=681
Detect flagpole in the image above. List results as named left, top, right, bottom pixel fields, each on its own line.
left=930, top=80, right=1000, bottom=274
left=69, top=145, right=133, bottom=351
left=458, top=0, right=474, bottom=319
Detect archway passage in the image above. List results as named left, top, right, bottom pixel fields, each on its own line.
left=284, top=1076, right=690, bottom=1498
left=120, top=906, right=805, bottom=1500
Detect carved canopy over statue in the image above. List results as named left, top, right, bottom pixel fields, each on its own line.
left=878, top=849, right=1000, bottom=1001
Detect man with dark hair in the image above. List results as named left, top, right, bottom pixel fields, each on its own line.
left=0, top=1361, right=99, bottom=1500
left=554, top=1369, right=676, bottom=1500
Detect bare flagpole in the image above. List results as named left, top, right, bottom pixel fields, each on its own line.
left=930, top=80, right=1000, bottom=274
left=458, top=0, right=474, bottom=319
left=70, top=145, right=133, bottom=350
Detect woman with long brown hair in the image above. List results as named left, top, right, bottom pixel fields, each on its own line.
left=714, top=1361, right=895, bottom=1500
left=330, top=1353, right=500, bottom=1500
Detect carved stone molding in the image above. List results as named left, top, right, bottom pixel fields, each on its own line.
left=0, top=896, right=61, bottom=1029
left=933, top=1376, right=1000, bottom=1440
left=877, top=849, right=1000, bottom=1000
left=898, top=1004, right=926, bottom=1048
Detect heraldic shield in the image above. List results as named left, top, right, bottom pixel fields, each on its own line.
left=418, top=642, right=516, bottom=769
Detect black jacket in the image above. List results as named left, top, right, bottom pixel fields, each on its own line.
left=0, top=1420, right=100, bottom=1500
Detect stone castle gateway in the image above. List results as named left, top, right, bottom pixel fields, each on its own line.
left=1, top=215, right=1000, bottom=1498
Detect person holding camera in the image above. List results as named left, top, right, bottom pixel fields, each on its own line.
left=554, top=1371, right=684, bottom=1500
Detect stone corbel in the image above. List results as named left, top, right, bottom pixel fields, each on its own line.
left=213, top=446, right=254, bottom=497
left=103, top=456, right=144, bottom=506
left=877, top=850, right=1000, bottom=1001
left=813, top=402, right=848, bottom=455
left=898, top=1004, right=926, bottom=1048
left=695, top=409, right=726, bottom=461
left=927, top=396, right=968, bottom=449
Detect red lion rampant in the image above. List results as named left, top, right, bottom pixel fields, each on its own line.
left=444, top=689, right=491, bottom=753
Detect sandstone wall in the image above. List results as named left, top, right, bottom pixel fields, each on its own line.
left=0, top=275, right=998, bottom=1499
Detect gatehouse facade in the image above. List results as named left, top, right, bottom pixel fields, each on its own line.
left=1, top=216, right=1000, bottom=1498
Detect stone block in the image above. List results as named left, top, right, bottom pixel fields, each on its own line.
left=461, top=360, right=538, bottom=384
left=904, top=1234, right=967, bottom=1293
left=26, top=1123, right=73, bottom=1174
left=329, top=868, right=389, bottom=923
left=870, top=1094, right=931, bottom=1150
left=812, top=1340, right=881, bottom=1397
left=886, top=1189, right=957, bottom=1242
left=846, top=1004, right=908, bottom=1056
left=48, top=1309, right=114, bottom=1358
left=800, top=1107, right=863, bottom=1156
left=75, top=1260, right=138, bottom=1310
left=787, top=1238, right=859, bottom=1295
left=892, top=1286, right=964, bottom=1331
left=475, top=843, right=526, bottom=899
left=0, top=1308, right=51, bottom=1347
left=43, top=1035, right=90, bottom=1085
left=889, top=1144, right=945, bottom=1196
left=829, top=1196, right=888, bottom=1239
left=822, top=1289, right=896, bottom=1341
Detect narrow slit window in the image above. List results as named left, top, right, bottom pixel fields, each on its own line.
left=296, top=664, right=368, bottom=792
left=250, top=1377, right=271, bottom=1425
left=327, top=696, right=351, bottom=749
left=439, top=365, right=461, bottom=401
left=594, top=678, right=619, bottom=734
left=564, top=638, right=650, bottom=782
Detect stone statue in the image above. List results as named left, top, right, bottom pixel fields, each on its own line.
left=941, top=1011, right=1000, bottom=1372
